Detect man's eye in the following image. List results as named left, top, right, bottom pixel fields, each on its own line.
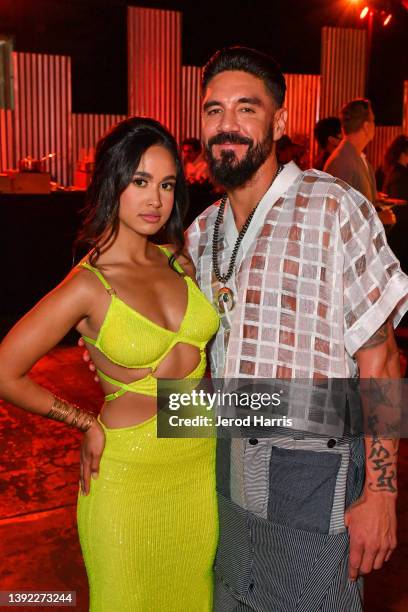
left=133, top=178, right=147, bottom=187
left=207, top=108, right=221, bottom=116
left=240, top=107, right=255, bottom=113
left=161, top=182, right=175, bottom=191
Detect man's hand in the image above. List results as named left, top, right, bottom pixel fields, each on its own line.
left=345, top=489, right=397, bottom=580
left=78, top=337, right=99, bottom=382
left=80, top=419, right=105, bottom=495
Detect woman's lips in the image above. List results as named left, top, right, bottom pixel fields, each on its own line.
left=139, top=214, right=161, bottom=223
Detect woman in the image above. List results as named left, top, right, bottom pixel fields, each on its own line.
left=0, top=117, right=219, bottom=611
left=383, top=134, right=408, bottom=201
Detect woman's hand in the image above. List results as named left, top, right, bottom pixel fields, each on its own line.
left=78, top=337, right=99, bottom=382
left=80, top=418, right=105, bottom=495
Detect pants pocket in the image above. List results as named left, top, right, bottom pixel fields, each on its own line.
left=267, top=446, right=341, bottom=533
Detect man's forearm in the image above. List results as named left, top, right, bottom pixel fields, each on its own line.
left=357, top=319, right=401, bottom=497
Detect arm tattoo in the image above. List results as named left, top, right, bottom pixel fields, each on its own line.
left=366, top=378, right=399, bottom=494
left=367, top=433, right=398, bottom=494
left=360, top=321, right=389, bottom=350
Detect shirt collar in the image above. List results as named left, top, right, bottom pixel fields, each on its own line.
left=224, top=161, right=302, bottom=249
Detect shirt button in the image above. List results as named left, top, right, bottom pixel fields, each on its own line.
left=249, top=438, right=258, bottom=445
left=327, top=438, right=337, bottom=448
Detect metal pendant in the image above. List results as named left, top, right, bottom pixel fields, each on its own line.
left=217, top=287, right=235, bottom=313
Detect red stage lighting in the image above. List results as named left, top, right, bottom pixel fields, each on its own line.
left=383, top=13, right=392, bottom=26
left=360, top=6, right=369, bottom=19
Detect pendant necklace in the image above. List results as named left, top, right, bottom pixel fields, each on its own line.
left=212, top=164, right=284, bottom=313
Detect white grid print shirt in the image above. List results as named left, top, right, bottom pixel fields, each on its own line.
left=186, top=167, right=408, bottom=380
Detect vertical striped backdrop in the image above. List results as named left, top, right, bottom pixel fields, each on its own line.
left=320, top=27, right=366, bottom=118
left=12, top=52, right=72, bottom=185
left=284, top=73, right=320, bottom=167
left=72, top=113, right=126, bottom=164
left=181, top=65, right=202, bottom=141
left=0, top=24, right=405, bottom=184
left=128, top=7, right=182, bottom=141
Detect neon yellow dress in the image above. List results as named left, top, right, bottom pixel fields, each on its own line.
left=76, top=246, right=220, bottom=612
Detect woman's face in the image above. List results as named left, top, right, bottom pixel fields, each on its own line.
left=119, top=144, right=177, bottom=236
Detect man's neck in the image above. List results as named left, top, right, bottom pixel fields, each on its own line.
left=227, top=156, right=279, bottom=231
left=344, top=132, right=368, bottom=155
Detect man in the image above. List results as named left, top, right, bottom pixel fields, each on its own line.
left=324, top=99, right=376, bottom=203
left=314, top=116, right=342, bottom=170
left=181, top=137, right=210, bottom=183
left=186, top=47, right=407, bottom=611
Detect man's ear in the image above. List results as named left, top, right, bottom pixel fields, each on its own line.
left=273, top=108, right=288, bottom=141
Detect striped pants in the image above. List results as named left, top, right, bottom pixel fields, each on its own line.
left=213, top=432, right=364, bottom=612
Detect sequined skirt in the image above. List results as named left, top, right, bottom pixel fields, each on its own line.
left=77, top=415, right=218, bottom=612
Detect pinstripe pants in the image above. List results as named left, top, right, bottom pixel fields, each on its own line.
left=213, top=432, right=364, bottom=612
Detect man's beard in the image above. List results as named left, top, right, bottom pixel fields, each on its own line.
left=205, top=128, right=274, bottom=189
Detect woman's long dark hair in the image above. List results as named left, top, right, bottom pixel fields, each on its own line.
left=75, top=117, right=188, bottom=270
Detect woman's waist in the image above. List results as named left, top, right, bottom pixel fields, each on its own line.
left=99, top=351, right=207, bottom=398
left=98, top=354, right=208, bottom=426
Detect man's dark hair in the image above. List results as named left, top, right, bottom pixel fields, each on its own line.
left=202, top=46, right=286, bottom=108
left=182, top=137, right=202, bottom=153
left=340, top=99, right=372, bottom=135
left=314, top=117, right=342, bottom=149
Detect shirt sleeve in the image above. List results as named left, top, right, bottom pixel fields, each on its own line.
left=340, top=186, right=408, bottom=356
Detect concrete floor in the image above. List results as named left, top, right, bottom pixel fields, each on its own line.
left=0, top=346, right=406, bottom=611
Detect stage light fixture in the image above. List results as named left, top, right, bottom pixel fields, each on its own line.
left=360, top=6, right=369, bottom=18
left=383, top=13, right=392, bottom=26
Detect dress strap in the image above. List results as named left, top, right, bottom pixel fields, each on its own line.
left=157, top=245, right=185, bottom=275
left=96, top=368, right=157, bottom=401
left=79, top=261, right=116, bottom=295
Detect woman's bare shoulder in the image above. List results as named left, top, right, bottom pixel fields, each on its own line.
left=163, top=244, right=196, bottom=277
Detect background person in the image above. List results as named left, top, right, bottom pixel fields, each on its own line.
left=314, top=116, right=342, bottom=170
left=324, top=98, right=376, bottom=203
left=383, top=134, right=408, bottom=201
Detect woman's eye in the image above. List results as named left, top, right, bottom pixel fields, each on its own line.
left=161, top=182, right=175, bottom=192
left=133, top=178, right=147, bottom=187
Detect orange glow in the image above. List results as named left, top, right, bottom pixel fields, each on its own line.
left=360, top=6, right=369, bottom=18
left=383, top=13, right=392, bottom=26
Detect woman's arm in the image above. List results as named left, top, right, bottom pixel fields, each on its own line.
left=0, top=269, right=93, bottom=416
left=0, top=269, right=106, bottom=495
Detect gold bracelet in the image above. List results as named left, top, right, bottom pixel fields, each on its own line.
left=81, top=413, right=96, bottom=433
left=47, top=395, right=95, bottom=432
left=47, top=396, right=72, bottom=422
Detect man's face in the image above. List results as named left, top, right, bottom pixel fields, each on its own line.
left=327, top=133, right=342, bottom=154
left=182, top=144, right=199, bottom=164
left=364, top=109, right=375, bottom=143
left=201, top=70, right=286, bottom=189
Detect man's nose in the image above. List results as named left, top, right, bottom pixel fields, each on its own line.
left=217, top=109, right=240, bottom=133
